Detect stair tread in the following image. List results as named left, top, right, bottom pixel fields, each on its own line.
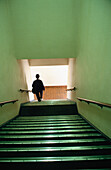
left=0, top=155, right=111, bottom=162
left=10, top=120, right=85, bottom=124
left=1, top=125, right=92, bottom=130
left=0, top=129, right=96, bottom=134
left=0, top=133, right=102, bottom=139
left=21, top=100, right=76, bottom=106
left=16, top=115, right=80, bottom=119
left=0, top=100, right=111, bottom=168
left=5, top=123, right=89, bottom=128
left=0, top=138, right=106, bottom=145
left=0, top=145, right=111, bottom=152
left=9, top=121, right=87, bottom=126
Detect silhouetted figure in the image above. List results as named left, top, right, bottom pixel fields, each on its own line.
left=32, top=74, right=45, bottom=102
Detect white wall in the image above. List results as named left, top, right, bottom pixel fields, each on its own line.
left=67, top=58, right=76, bottom=101
left=19, top=60, right=34, bottom=101
left=29, top=58, right=69, bottom=66
left=30, top=65, right=68, bottom=86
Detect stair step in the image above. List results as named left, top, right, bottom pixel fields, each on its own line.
left=16, top=115, right=81, bottom=120
left=0, top=138, right=107, bottom=146
left=8, top=122, right=87, bottom=126
left=19, top=104, right=78, bottom=116
left=15, top=118, right=82, bottom=121
left=5, top=123, right=88, bottom=128
left=0, top=133, right=102, bottom=140
left=0, top=156, right=111, bottom=169
left=0, top=145, right=111, bottom=157
left=11, top=120, right=84, bottom=124
left=16, top=117, right=81, bottom=120
left=1, top=125, right=92, bottom=131
left=0, top=129, right=96, bottom=135
left=1, top=145, right=111, bottom=152
left=0, top=100, right=111, bottom=169
left=0, top=155, right=111, bottom=162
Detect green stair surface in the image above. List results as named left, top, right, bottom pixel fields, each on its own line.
left=0, top=99, right=111, bottom=169
left=19, top=99, right=78, bottom=116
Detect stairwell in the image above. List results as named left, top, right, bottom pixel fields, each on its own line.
left=0, top=100, right=111, bottom=169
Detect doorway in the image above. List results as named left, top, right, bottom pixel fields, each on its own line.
left=30, top=65, right=68, bottom=100
left=18, top=58, right=76, bottom=101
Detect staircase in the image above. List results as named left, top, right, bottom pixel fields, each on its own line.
left=0, top=100, right=111, bottom=169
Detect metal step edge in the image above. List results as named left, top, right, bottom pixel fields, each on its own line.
left=0, top=145, right=111, bottom=152
left=0, top=133, right=102, bottom=139
left=0, top=155, right=111, bottom=162
left=0, top=138, right=106, bottom=145
left=0, top=129, right=96, bottom=134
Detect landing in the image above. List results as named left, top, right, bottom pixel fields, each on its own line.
left=19, top=99, right=78, bottom=116
left=22, top=99, right=76, bottom=106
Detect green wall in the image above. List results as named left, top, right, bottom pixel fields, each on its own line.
left=76, top=0, right=111, bottom=138
left=9, top=0, right=77, bottom=59
left=1, top=0, right=111, bottom=138
left=0, top=0, right=29, bottom=125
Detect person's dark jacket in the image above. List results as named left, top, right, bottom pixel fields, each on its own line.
left=32, top=79, right=45, bottom=94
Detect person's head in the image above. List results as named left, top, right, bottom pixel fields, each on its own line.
left=36, top=74, right=40, bottom=79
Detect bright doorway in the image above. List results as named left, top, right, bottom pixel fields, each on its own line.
left=19, top=58, right=76, bottom=101
left=30, top=65, right=68, bottom=100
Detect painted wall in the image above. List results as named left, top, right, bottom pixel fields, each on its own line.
left=75, top=0, right=111, bottom=138
left=0, top=1, right=29, bottom=125
left=19, top=60, right=34, bottom=101
left=9, top=0, right=77, bottom=59
left=30, top=66, right=68, bottom=86
left=1, top=0, right=111, bottom=139
left=29, top=58, right=69, bottom=66
left=67, top=58, right=76, bottom=100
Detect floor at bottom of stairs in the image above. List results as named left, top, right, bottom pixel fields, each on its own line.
left=0, top=114, right=111, bottom=169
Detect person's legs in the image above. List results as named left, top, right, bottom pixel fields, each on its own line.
left=36, top=92, right=41, bottom=102
left=40, top=90, right=43, bottom=100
